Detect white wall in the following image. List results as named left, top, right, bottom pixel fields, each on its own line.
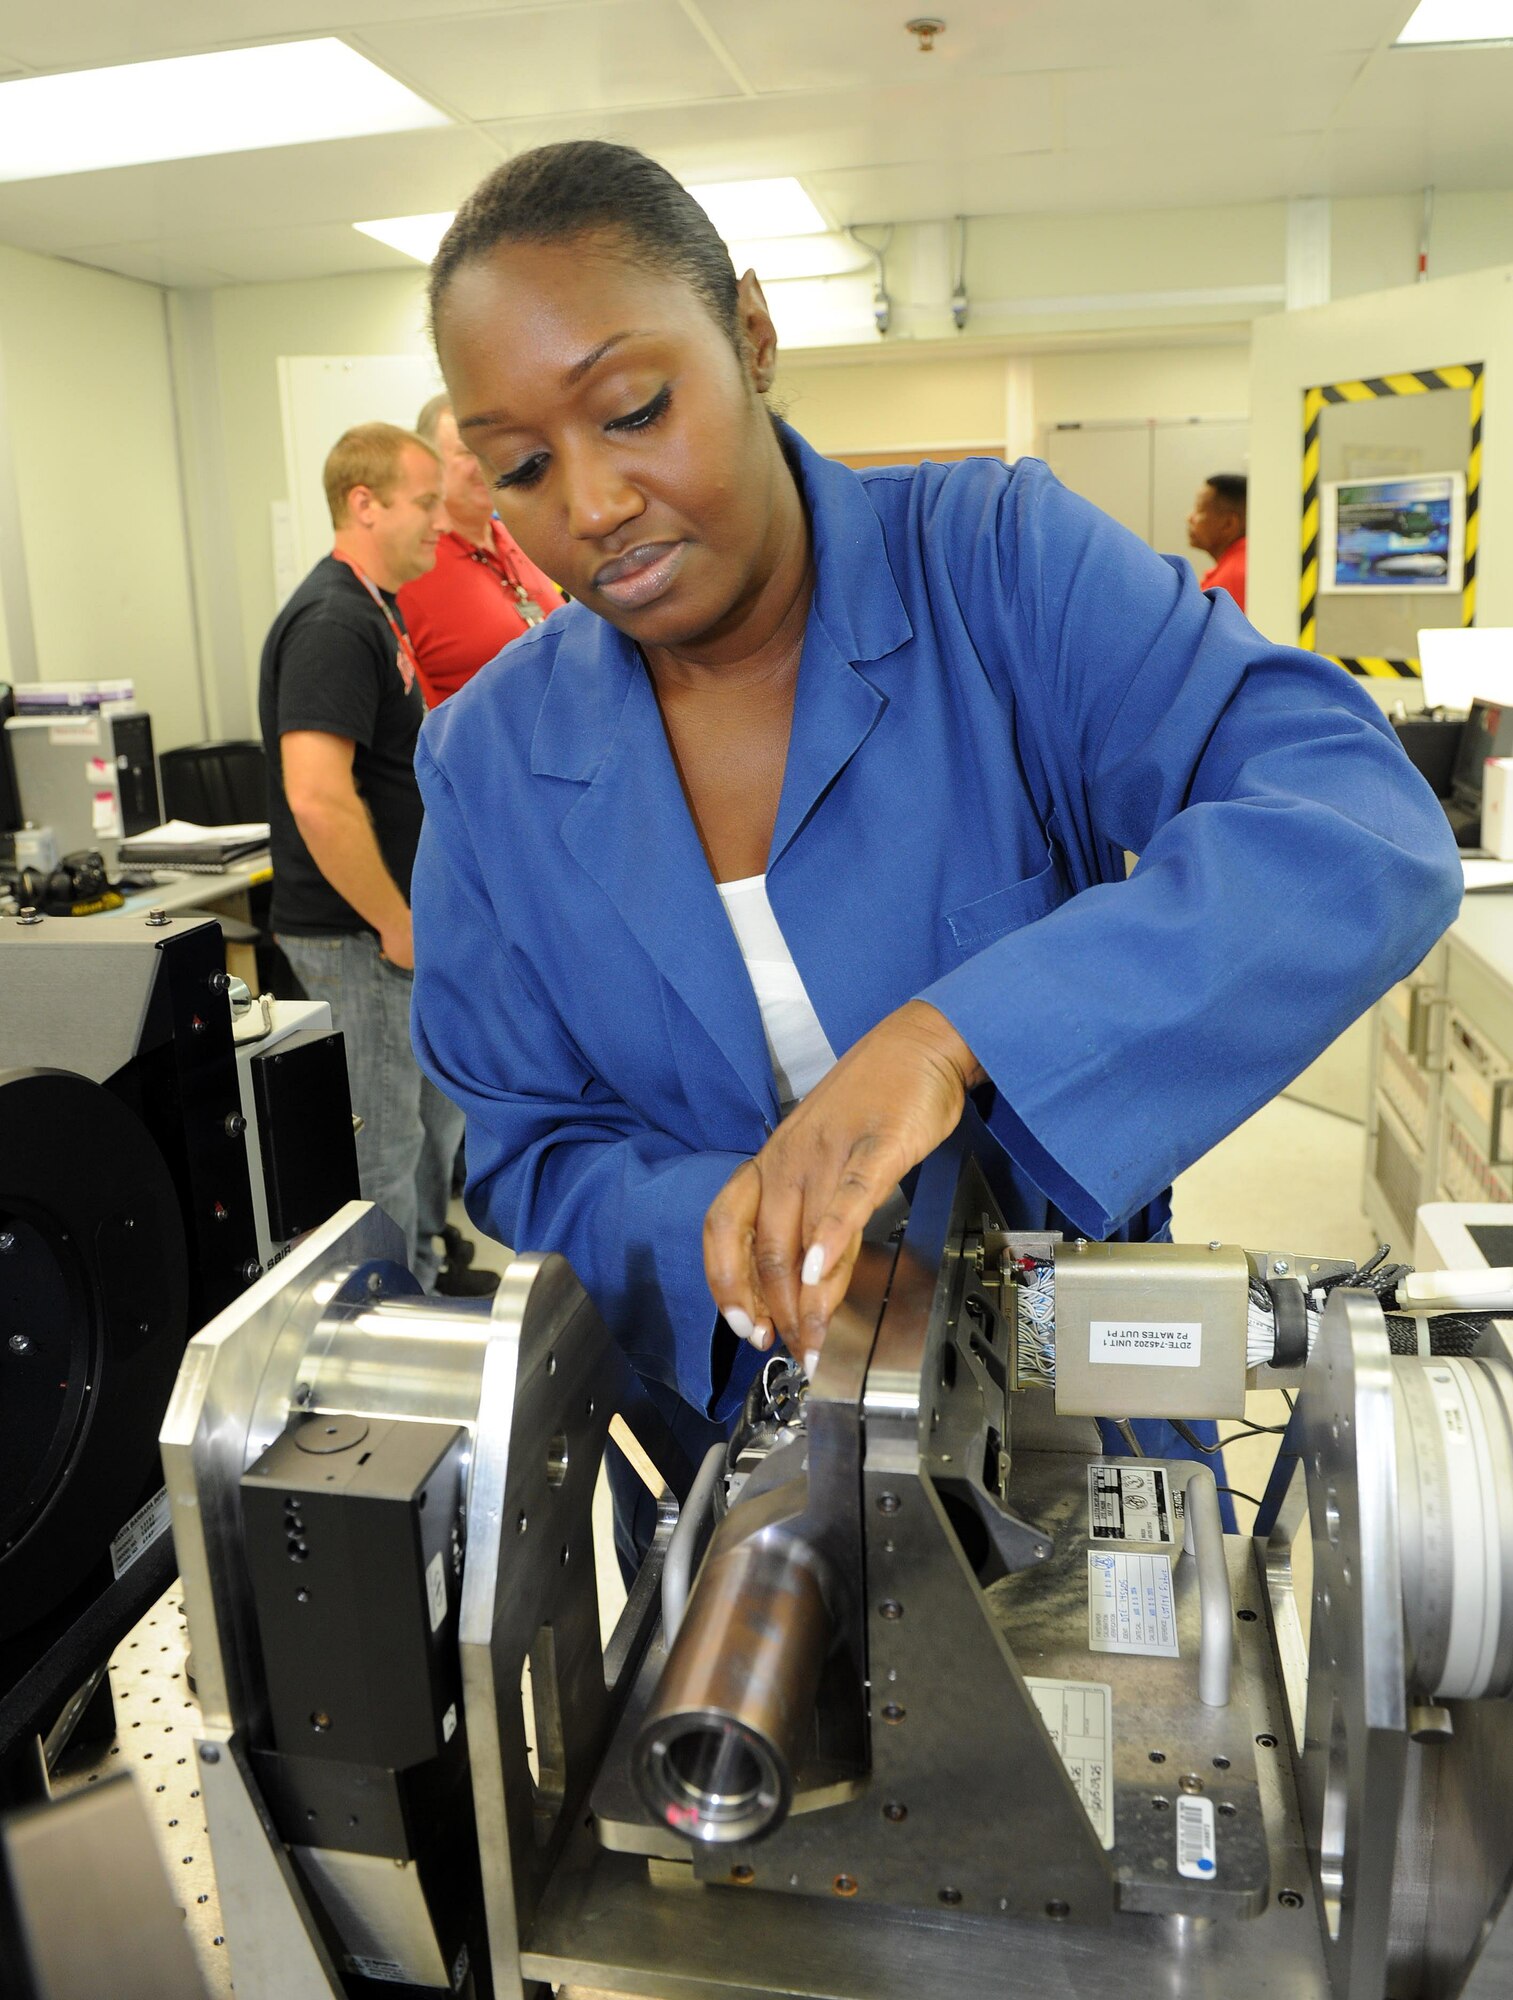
left=201, top=269, right=436, bottom=709
left=1248, top=263, right=1513, bottom=654
left=0, top=242, right=203, bottom=747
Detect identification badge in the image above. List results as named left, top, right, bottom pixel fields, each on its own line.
left=513, top=587, right=547, bottom=627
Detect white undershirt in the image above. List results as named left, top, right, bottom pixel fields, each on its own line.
left=716, top=874, right=837, bottom=1113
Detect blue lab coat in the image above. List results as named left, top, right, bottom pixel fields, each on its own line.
left=410, top=425, right=1460, bottom=1425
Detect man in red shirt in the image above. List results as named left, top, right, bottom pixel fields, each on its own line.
left=1186, top=472, right=1247, bottom=610
left=398, top=393, right=564, bottom=705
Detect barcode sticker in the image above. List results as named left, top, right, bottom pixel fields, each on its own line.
left=1176, top=1793, right=1217, bottom=1879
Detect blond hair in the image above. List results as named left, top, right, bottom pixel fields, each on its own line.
left=323, top=422, right=438, bottom=528
left=414, top=392, right=451, bottom=445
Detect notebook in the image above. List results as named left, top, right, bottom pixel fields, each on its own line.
left=118, top=817, right=271, bottom=866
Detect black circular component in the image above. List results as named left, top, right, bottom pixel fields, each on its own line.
left=0, top=1069, right=188, bottom=1637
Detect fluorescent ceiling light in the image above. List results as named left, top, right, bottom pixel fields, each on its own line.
left=727, top=233, right=870, bottom=282
left=0, top=39, right=448, bottom=183
left=352, top=179, right=832, bottom=270
left=1395, top=1, right=1513, bottom=44
left=688, top=177, right=827, bottom=240
left=354, top=212, right=455, bottom=262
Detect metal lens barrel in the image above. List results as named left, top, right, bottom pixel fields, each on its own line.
left=1393, top=1354, right=1513, bottom=1702
left=634, top=1519, right=832, bottom=1845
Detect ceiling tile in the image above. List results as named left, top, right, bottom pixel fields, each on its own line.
left=0, top=1, right=569, bottom=71
left=0, top=126, right=500, bottom=249
left=694, top=0, right=1397, bottom=94
left=477, top=69, right=1057, bottom=208
left=1061, top=50, right=1370, bottom=153
left=67, top=222, right=431, bottom=285
left=355, top=0, right=739, bottom=123
left=58, top=243, right=241, bottom=286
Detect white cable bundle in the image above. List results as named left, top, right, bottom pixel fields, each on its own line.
left=1015, top=1263, right=1321, bottom=1379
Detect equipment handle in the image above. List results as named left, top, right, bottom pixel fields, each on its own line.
left=1183, top=1465, right=1232, bottom=1707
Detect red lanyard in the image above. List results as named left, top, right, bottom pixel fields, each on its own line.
left=331, top=549, right=419, bottom=693
left=467, top=539, right=548, bottom=627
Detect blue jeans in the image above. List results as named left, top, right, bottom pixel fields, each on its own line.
left=278, top=931, right=463, bottom=1290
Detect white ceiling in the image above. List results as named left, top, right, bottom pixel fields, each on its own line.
left=0, top=0, right=1509, bottom=287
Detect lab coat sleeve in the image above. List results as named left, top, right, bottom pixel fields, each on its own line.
left=919, top=465, right=1463, bottom=1238
left=409, top=739, right=760, bottom=1420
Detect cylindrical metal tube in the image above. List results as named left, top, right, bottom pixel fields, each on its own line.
left=634, top=1517, right=832, bottom=1845
left=1182, top=1466, right=1232, bottom=1707
left=1393, top=1354, right=1513, bottom=1701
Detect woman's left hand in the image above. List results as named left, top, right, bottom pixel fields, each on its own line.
left=703, top=999, right=986, bottom=1370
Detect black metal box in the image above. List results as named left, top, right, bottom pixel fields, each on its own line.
left=241, top=1415, right=468, bottom=1771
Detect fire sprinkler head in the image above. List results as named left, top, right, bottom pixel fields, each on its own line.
left=905, top=16, right=946, bottom=52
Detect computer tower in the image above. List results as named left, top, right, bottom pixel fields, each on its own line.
left=3, top=708, right=161, bottom=852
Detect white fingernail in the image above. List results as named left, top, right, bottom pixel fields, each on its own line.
left=803, top=1348, right=820, bottom=1378
left=801, top=1245, right=825, bottom=1287
left=724, top=1306, right=757, bottom=1343
left=755, top=1323, right=775, bottom=1351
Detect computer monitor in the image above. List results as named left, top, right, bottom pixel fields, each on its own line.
left=1450, top=697, right=1513, bottom=811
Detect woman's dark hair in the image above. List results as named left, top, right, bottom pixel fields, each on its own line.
left=429, top=141, right=740, bottom=345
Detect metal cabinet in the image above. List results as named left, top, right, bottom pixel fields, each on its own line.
left=1365, top=942, right=1448, bottom=1246
left=1368, top=908, right=1513, bottom=1246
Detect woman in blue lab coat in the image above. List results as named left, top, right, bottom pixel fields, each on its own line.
left=410, top=141, right=1460, bottom=1477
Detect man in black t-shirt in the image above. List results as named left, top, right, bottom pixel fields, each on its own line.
left=259, top=420, right=494, bottom=1295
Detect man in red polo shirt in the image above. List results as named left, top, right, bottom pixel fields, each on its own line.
left=1186, top=472, right=1247, bottom=611
left=398, top=392, right=564, bottom=705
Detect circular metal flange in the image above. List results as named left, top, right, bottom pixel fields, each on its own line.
left=1297, top=1288, right=1407, bottom=1989
left=0, top=1068, right=188, bottom=1637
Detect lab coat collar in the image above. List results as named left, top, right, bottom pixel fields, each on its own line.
left=542, top=424, right=914, bottom=1124
left=529, top=422, right=913, bottom=781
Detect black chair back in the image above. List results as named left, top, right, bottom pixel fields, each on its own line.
left=158, top=741, right=269, bottom=825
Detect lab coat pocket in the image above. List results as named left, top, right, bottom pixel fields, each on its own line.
left=945, top=852, right=1063, bottom=953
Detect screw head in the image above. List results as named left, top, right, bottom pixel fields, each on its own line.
left=882, top=1801, right=908, bottom=1823
left=1278, top=1888, right=1304, bottom=1910
left=877, top=1492, right=901, bottom=1515
left=832, top=1874, right=858, bottom=1898
left=199, top=1744, right=221, bottom=1764
left=881, top=1702, right=906, bottom=1724
left=224, top=1112, right=246, bottom=1139
left=145, top=908, right=170, bottom=927
left=16, top=906, right=41, bottom=924
left=879, top=1599, right=903, bottom=1621
left=1274, top=1258, right=1290, bottom=1276
left=0, top=1231, right=16, bottom=1254
left=8, top=1332, right=30, bottom=1354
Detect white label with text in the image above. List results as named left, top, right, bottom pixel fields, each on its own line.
left=110, top=1487, right=173, bottom=1580
left=1089, top=1318, right=1202, bottom=1367
left=1025, top=1677, right=1115, bottom=1848
left=1088, top=1550, right=1180, bottom=1657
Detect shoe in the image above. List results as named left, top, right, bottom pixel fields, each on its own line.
left=435, top=1260, right=499, bottom=1298
left=440, top=1222, right=475, bottom=1268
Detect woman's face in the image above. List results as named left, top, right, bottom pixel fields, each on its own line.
left=435, top=235, right=791, bottom=653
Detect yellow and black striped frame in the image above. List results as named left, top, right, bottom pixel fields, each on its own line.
left=1299, top=361, right=1484, bottom=678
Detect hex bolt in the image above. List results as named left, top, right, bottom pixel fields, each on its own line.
left=145, top=908, right=171, bottom=928
left=224, top=1112, right=246, bottom=1139
left=209, top=971, right=231, bottom=994
left=241, top=1260, right=263, bottom=1283
left=16, top=906, right=42, bottom=925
